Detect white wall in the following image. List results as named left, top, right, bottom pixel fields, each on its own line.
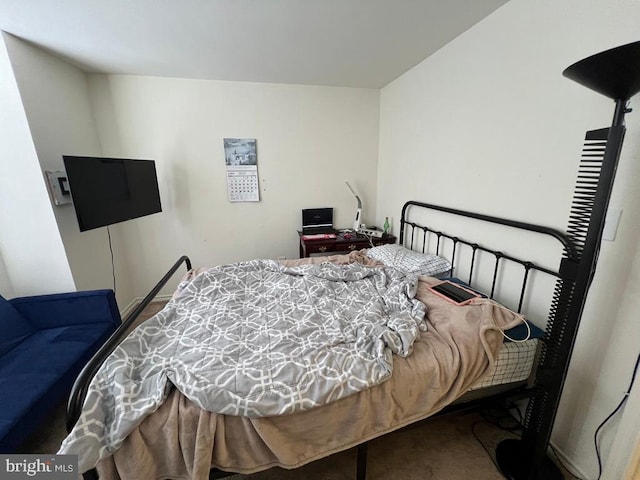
left=87, top=74, right=380, bottom=296
left=3, top=1, right=637, bottom=474
left=0, top=252, right=14, bottom=298
left=377, top=0, right=640, bottom=478
left=602, top=237, right=640, bottom=479
left=0, top=33, right=76, bottom=296
left=3, top=34, right=134, bottom=305
left=1, top=33, right=379, bottom=309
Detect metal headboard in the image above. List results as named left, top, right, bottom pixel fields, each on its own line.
left=399, top=200, right=577, bottom=314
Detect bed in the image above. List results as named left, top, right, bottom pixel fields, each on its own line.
left=61, top=200, right=575, bottom=480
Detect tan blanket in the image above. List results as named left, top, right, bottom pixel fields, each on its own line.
left=95, top=251, right=520, bottom=479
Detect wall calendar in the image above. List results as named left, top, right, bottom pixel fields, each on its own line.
left=223, top=138, right=260, bottom=202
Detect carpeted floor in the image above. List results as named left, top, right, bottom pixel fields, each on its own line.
left=240, top=412, right=514, bottom=480
left=18, top=301, right=580, bottom=480
left=21, top=404, right=578, bottom=480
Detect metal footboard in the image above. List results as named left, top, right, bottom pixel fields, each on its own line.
left=66, top=255, right=192, bottom=434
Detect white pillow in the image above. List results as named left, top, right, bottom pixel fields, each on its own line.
left=367, top=244, right=452, bottom=277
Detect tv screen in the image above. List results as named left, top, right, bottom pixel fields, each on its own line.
left=63, top=155, right=162, bottom=232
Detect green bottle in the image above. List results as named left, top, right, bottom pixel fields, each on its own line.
left=383, top=217, right=390, bottom=235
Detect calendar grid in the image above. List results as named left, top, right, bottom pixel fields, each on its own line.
left=223, top=138, right=260, bottom=203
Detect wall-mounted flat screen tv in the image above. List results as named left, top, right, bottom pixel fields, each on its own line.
left=63, top=155, right=162, bottom=232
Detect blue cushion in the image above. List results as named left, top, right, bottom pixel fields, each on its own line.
left=503, top=320, right=545, bottom=342
left=0, top=295, right=34, bottom=357
left=0, top=322, right=116, bottom=452
left=10, top=290, right=121, bottom=330
left=0, top=290, right=121, bottom=453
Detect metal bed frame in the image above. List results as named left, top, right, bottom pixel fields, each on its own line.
left=398, top=200, right=578, bottom=480
left=66, top=40, right=640, bottom=480
left=399, top=201, right=577, bottom=313
left=66, top=201, right=576, bottom=480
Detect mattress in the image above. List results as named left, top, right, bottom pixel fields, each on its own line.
left=470, top=338, right=539, bottom=390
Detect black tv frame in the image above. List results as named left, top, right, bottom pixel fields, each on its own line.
left=63, top=155, right=162, bottom=232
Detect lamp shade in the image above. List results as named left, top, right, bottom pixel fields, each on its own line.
left=563, top=40, right=640, bottom=100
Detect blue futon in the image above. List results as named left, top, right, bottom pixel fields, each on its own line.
left=0, top=289, right=120, bottom=453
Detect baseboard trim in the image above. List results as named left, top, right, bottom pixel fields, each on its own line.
left=119, top=294, right=172, bottom=319
left=549, top=441, right=590, bottom=480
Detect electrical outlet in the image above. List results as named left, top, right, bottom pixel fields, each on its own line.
left=602, top=208, right=622, bottom=241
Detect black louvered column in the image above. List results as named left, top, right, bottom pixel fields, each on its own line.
left=496, top=40, right=640, bottom=480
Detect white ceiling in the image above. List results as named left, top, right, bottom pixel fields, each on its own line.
left=0, top=0, right=508, bottom=88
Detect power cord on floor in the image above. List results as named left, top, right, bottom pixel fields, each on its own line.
left=470, top=404, right=523, bottom=478
left=593, top=352, right=640, bottom=480
left=471, top=419, right=507, bottom=474
left=548, top=444, right=585, bottom=480
left=479, top=405, right=523, bottom=434
left=471, top=403, right=586, bottom=480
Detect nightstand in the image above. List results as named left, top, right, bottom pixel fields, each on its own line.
left=298, top=231, right=396, bottom=258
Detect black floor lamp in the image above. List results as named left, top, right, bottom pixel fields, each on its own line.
left=496, top=40, right=640, bottom=480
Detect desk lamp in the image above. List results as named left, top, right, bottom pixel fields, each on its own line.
left=346, top=181, right=362, bottom=231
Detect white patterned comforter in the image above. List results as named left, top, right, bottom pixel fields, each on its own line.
left=59, top=259, right=426, bottom=472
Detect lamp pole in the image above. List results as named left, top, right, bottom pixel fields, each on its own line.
left=496, top=40, right=640, bottom=480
